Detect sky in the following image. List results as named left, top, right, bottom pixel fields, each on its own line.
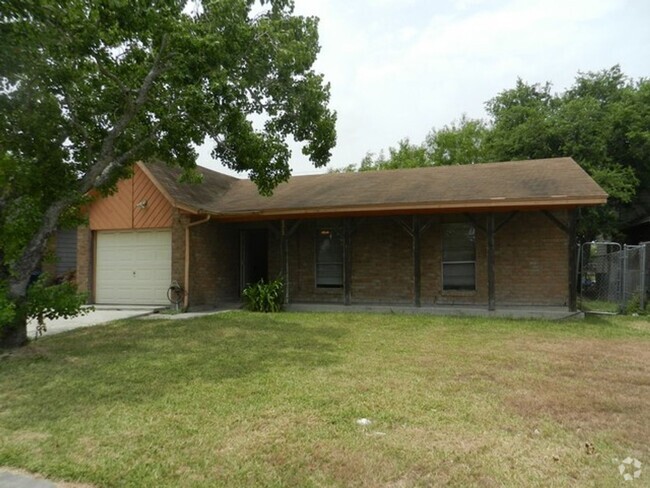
left=199, top=0, right=650, bottom=176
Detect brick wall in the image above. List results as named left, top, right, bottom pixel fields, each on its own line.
left=76, top=210, right=570, bottom=308
left=352, top=218, right=413, bottom=303
left=495, top=211, right=568, bottom=306
left=76, top=226, right=93, bottom=300
left=264, top=211, right=569, bottom=308
left=187, top=220, right=239, bottom=306
left=286, top=220, right=343, bottom=303
left=421, top=215, right=489, bottom=306
left=171, top=209, right=189, bottom=290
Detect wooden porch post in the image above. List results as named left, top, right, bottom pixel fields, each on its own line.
left=568, top=209, right=578, bottom=312
left=344, top=218, right=352, bottom=305
left=413, top=215, right=421, bottom=307
left=280, top=220, right=290, bottom=305
left=487, top=213, right=496, bottom=311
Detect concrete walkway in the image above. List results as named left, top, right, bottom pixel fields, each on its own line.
left=0, top=468, right=91, bottom=488
left=26, top=305, right=159, bottom=340
left=0, top=470, right=55, bottom=487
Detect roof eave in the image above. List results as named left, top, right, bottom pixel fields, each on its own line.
left=202, top=195, right=608, bottom=222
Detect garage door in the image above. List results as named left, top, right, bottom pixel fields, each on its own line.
left=96, top=230, right=171, bottom=305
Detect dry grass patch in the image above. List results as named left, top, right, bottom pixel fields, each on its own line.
left=505, top=336, right=650, bottom=449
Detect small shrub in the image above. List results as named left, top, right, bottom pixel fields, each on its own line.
left=242, top=278, right=284, bottom=313
left=623, top=293, right=647, bottom=315
left=26, top=275, right=91, bottom=337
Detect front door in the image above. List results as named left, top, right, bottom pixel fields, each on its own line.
left=240, top=229, right=269, bottom=291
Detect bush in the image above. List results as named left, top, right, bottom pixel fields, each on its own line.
left=26, top=275, right=91, bottom=337
left=623, top=292, right=647, bottom=315
left=242, top=278, right=284, bottom=313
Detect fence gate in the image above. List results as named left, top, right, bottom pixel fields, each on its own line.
left=579, top=241, right=648, bottom=313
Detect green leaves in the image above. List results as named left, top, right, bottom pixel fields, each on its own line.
left=0, top=0, right=335, bottom=344
left=425, top=115, right=489, bottom=166
left=242, top=278, right=284, bottom=313
left=25, top=275, right=90, bottom=323
left=484, top=66, right=648, bottom=238
left=355, top=65, right=649, bottom=240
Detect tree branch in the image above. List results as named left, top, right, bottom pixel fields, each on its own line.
left=7, top=199, right=69, bottom=299
left=93, top=129, right=158, bottom=188
left=79, top=34, right=171, bottom=193
left=93, top=56, right=131, bottom=96
left=62, top=92, right=93, bottom=164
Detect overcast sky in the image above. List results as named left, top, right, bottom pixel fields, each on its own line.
left=200, top=0, right=650, bottom=176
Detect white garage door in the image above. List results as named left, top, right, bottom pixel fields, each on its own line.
left=96, top=230, right=171, bottom=305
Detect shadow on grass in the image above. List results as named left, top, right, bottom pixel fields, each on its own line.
left=0, top=312, right=347, bottom=423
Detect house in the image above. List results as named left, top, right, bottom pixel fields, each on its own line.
left=38, top=229, right=78, bottom=284
left=76, top=157, right=607, bottom=312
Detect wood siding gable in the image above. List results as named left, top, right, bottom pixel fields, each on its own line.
left=89, top=165, right=173, bottom=230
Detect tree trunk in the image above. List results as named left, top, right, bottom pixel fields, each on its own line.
left=1, top=200, right=66, bottom=349
left=0, top=309, right=28, bottom=349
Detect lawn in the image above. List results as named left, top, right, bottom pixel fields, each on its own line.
left=1, top=312, right=649, bottom=487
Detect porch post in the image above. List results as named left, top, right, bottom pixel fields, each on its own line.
left=344, top=218, right=352, bottom=305
left=568, top=209, right=578, bottom=312
left=413, top=215, right=421, bottom=307
left=281, top=220, right=290, bottom=305
left=487, top=213, right=496, bottom=311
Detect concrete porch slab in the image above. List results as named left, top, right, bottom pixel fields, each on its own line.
left=285, top=303, right=583, bottom=320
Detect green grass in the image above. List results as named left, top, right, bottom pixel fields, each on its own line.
left=1, top=312, right=649, bottom=487
left=579, top=299, right=621, bottom=313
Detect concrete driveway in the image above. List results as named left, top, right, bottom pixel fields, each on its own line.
left=26, top=305, right=157, bottom=340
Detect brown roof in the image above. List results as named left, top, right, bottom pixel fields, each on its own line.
left=142, top=157, right=607, bottom=221
left=139, top=161, right=237, bottom=213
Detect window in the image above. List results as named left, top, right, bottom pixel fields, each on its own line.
left=442, top=223, right=476, bottom=291
left=316, top=229, right=343, bottom=288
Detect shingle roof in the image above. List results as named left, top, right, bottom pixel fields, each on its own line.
left=141, top=157, right=607, bottom=221
left=140, top=161, right=237, bottom=212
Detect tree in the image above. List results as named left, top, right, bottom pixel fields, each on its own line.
left=336, top=138, right=428, bottom=172
left=424, top=115, right=489, bottom=165
left=483, top=78, right=559, bottom=160
left=356, top=66, right=649, bottom=240
left=0, top=0, right=336, bottom=348
left=484, top=66, right=646, bottom=238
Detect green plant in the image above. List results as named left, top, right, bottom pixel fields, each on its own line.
left=623, top=292, right=647, bottom=315
left=25, top=275, right=91, bottom=338
left=242, top=278, right=284, bottom=313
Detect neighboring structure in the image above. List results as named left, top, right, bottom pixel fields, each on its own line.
left=77, top=157, right=608, bottom=311
left=41, top=229, right=78, bottom=283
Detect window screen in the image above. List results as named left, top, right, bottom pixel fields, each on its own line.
left=442, top=223, right=476, bottom=290
left=316, top=229, right=343, bottom=287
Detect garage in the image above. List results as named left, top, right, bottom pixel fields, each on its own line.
left=95, top=230, right=171, bottom=305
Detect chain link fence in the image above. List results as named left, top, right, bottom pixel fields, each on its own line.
left=579, top=242, right=649, bottom=313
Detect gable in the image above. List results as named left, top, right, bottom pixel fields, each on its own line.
left=89, top=165, right=173, bottom=230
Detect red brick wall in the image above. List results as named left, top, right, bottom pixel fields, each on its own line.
left=287, top=220, right=344, bottom=303
left=187, top=221, right=239, bottom=306
left=352, top=218, right=413, bottom=303
left=262, top=211, right=569, bottom=307
left=171, top=209, right=189, bottom=290
left=76, top=210, right=570, bottom=308
left=76, top=226, right=93, bottom=300
left=495, top=211, right=568, bottom=306
left=421, top=215, right=489, bottom=306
